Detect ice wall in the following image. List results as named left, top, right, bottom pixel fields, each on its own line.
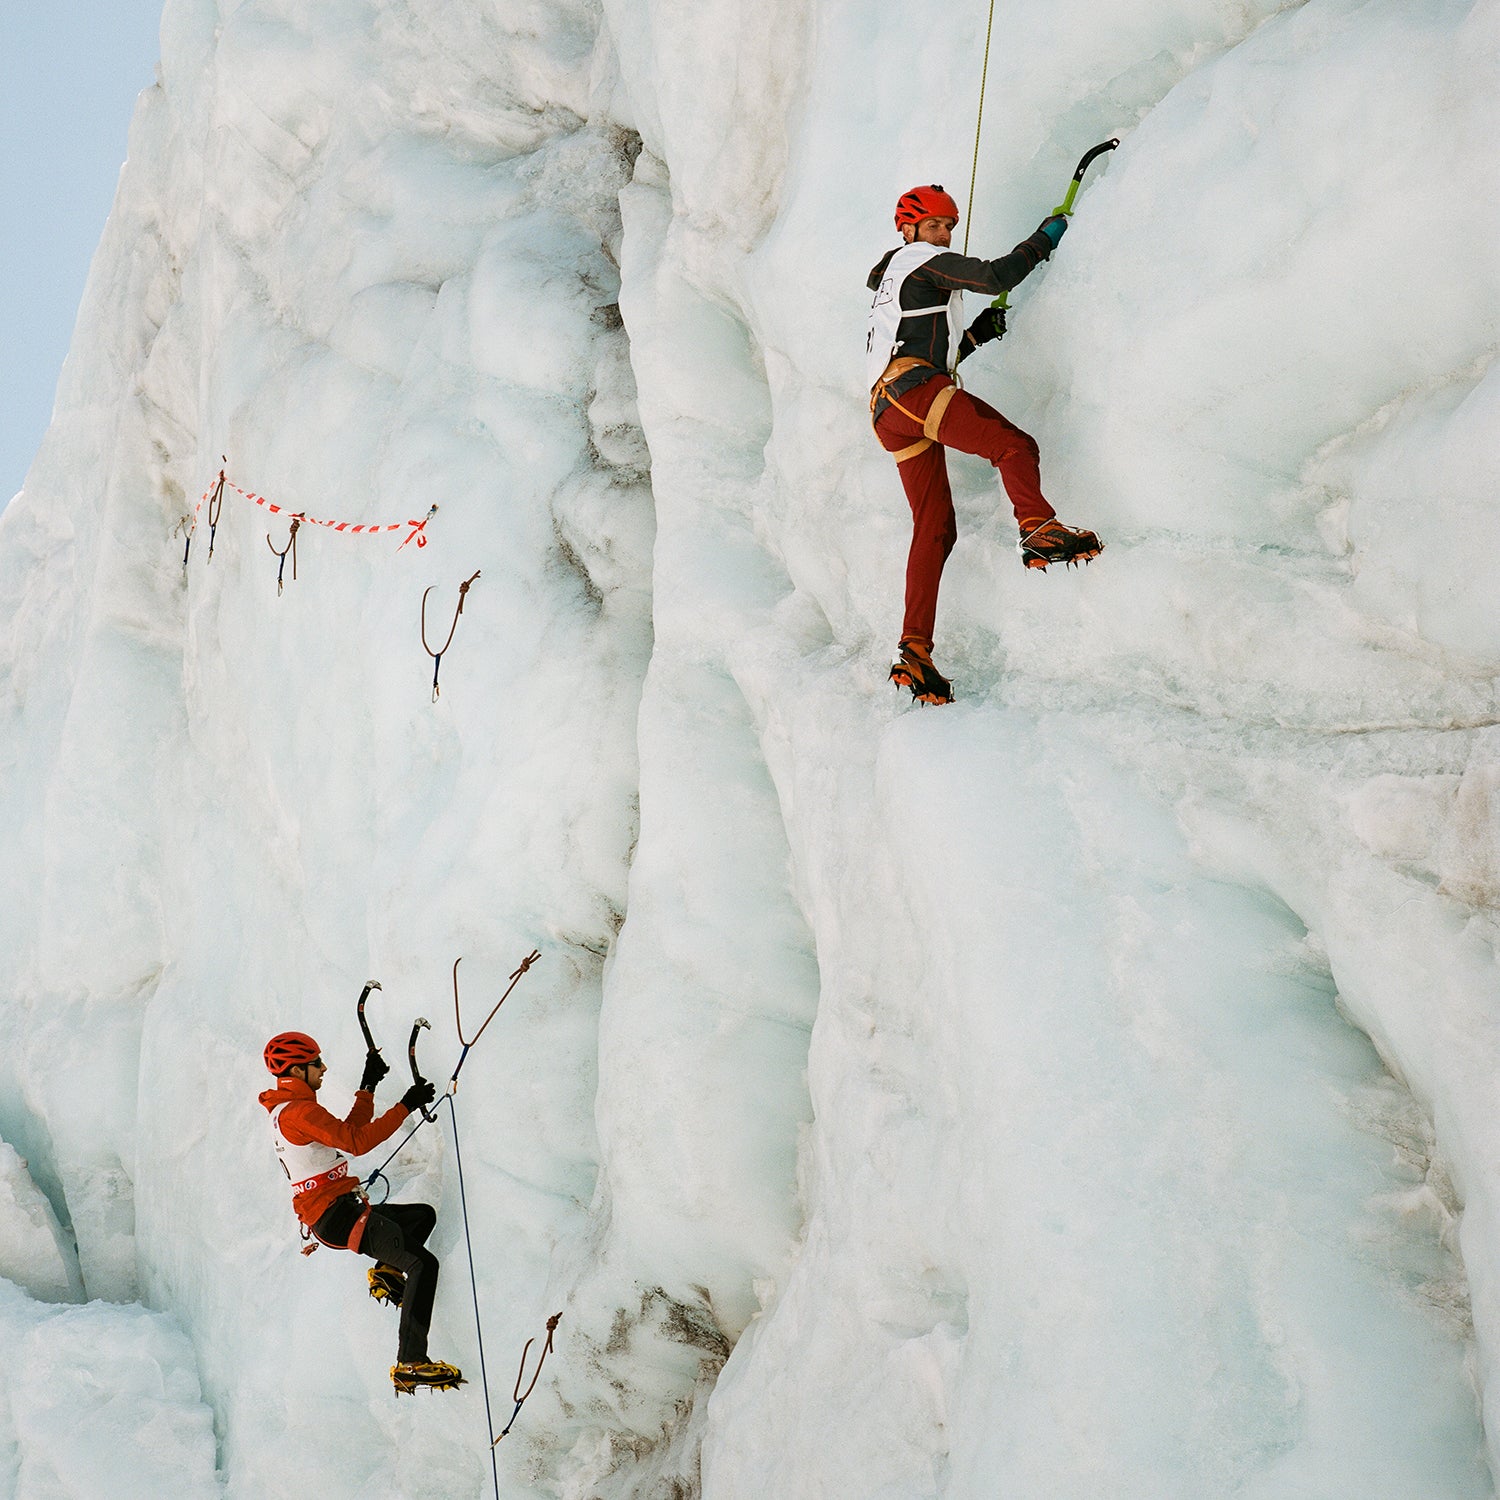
left=3, top=0, right=1500, bottom=1495
left=605, top=0, right=1500, bottom=1492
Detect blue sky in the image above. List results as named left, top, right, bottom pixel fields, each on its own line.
left=1, top=2, right=165, bottom=502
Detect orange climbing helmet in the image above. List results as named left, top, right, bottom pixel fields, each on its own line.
left=263, top=1031, right=322, bottom=1075
left=894, top=184, right=960, bottom=230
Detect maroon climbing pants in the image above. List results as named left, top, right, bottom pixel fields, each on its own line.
left=873, top=374, right=1054, bottom=643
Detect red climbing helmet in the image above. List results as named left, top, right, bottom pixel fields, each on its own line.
left=264, top=1031, right=322, bottom=1075
left=894, top=184, right=960, bottom=231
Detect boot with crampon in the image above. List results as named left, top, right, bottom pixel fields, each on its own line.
left=1018, top=518, right=1104, bottom=570
left=391, top=1359, right=466, bottom=1395
left=368, top=1264, right=405, bottom=1307
left=888, top=636, right=953, bottom=706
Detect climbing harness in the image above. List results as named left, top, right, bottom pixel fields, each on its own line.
left=493, top=1313, right=562, bottom=1446
left=421, top=570, right=482, bottom=701
left=408, top=1017, right=439, bottom=1123
left=449, top=951, right=540, bottom=1093
left=963, top=0, right=998, bottom=256
left=266, top=515, right=303, bottom=595
left=869, top=359, right=959, bottom=463
left=206, top=470, right=227, bottom=562
left=310, top=1198, right=374, bottom=1255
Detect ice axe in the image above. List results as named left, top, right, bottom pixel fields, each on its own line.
left=991, top=138, right=1118, bottom=311
left=357, top=980, right=383, bottom=1054
left=407, top=1017, right=438, bottom=1123
left=1054, top=138, right=1120, bottom=217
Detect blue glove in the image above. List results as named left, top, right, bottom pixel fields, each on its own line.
left=1039, top=214, right=1069, bottom=248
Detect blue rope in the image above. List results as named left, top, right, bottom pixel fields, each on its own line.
left=363, top=1028, right=487, bottom=1194
left=362, top=1108, right=435, bottom=1199
left=445, top=1093, right=501, bottom=1499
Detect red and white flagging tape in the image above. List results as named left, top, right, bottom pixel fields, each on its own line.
left=191, top=471, right=436, bottom=550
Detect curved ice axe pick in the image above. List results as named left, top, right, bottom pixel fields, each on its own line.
left=991, top=137, right=1120, bottom=312
left=1055, top=138, right=1120, bottom=217
left=357, top=980, right=383, bottom=1054
left=408, top=1017, right=439, bottom=1122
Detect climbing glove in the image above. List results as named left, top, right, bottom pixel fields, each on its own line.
left=401, top=1080, right=436, bottom=1112
left=359, top=1050, right=390, bottom=1091
left=1038, top=213, right=1069, bottom=248
left=966, top=306, right=1007, bottom=346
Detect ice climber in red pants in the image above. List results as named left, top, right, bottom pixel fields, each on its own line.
left=867, top=184, right=1103, bottom=705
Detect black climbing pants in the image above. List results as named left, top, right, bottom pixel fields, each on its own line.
left=314, top=1197, right=440, bottom=1364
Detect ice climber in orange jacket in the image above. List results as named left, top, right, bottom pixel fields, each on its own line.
left=260, top=1030, right=463, bottom=1394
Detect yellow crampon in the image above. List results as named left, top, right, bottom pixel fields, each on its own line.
left=392, top=1360, right=466, bottom=1395
left=368, top=1264, right=405, bottom=1306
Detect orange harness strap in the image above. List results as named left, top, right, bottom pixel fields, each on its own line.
left=871, top=360, right=959, bottom=464
left=305, top=1193, right=374, bottom=1256
left=345, top=1200, right=374, bottom=1255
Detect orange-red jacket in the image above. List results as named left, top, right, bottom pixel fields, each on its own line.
left=258, top=1077, right=410, bottom=1227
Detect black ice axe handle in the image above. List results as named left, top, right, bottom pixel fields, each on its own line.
left=408, top=1017, right=438, bottom=1122
left=357, top=980, right=383, bottom=1053
left=1054, top=138, right=1120, bottom=216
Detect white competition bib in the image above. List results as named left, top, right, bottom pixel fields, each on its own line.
left=271, top=1101, right=350, bottom=1200
left=865, top=242, right=964, bottom=388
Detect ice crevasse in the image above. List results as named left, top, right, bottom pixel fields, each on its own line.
left=2, top=0, right=1500, bottom=1495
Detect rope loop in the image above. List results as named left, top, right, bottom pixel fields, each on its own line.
left=450, top=950, right=541, bottom=1085
left=421, top=570, right=482, bottom=699
left=493, top=1312, right=562, bottom=1445
left=207, top=469, right=227, bottom=562
left=266, top=514, right=303, bottom=595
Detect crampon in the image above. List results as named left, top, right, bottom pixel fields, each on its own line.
left=889, top=637, right=953, bottom=706
left=368, top=1264, right=405, bottom=1307
left=1018, top=519, right=1104, bottom=571
left=391, top=1359, right=466, bottom=1395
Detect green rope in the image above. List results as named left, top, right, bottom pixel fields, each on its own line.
left=963, top=0, right=998, bottom=257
